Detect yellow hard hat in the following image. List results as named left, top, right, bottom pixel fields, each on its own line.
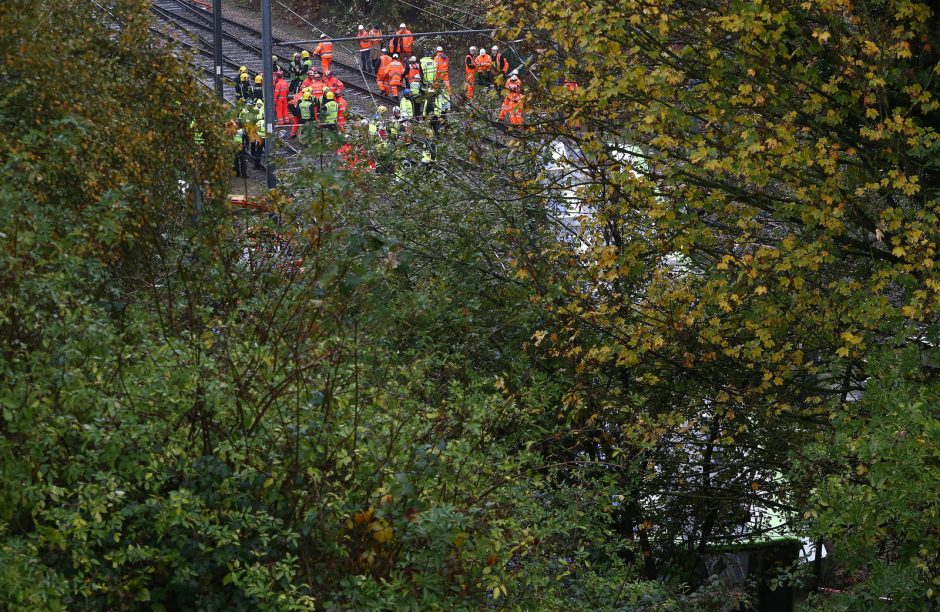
left=302, top=92, right=311, bottom=100
left=255, top=74, right=262, bottom=84
left=239, top=65, right=247, bottom=73
left=240, top=73, right=248, bottom=81
left=303, top=86, right=313, bottom=93
left=326, top=91, right=334, bottom=100
left=301, top=50, right=310, bottom=58
left=377, top=105, right=387, bottom=114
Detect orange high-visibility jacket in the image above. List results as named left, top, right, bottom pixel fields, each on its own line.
left=395, top=28, right=413, bottom=55
left=493, top=52, right=509, bottom=73
left=499, top=92, right=523, bottom=124
left=465, top=54, right=476, bottom=71
left=357, top=30, right=371, bottom=50
left=406, top=61, right=420, bottom=83
left=273, top=78, right=289, bottom=102
left=474, top=53, right=492, bottom=72
left=368, top=28, right=382, bottom=50
left=435, top=53, right=449, bottom=78
left=387, top=60, right=405, bottom=86
left=377, top=54, right=392, bottom=81
left=315, top=40, right=333, bottom=58
left=324, top=75, right=344, bottom=96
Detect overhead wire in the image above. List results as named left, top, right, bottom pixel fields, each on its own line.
left=386, top=0, right=538, bottom=81
left=272, top=0, right=378, bottom=111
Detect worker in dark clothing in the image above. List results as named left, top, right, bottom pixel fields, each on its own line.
left=236, top=72, right=253, bottom=102
left=492, top=46, right=510, bottom=75
left=252, top=74, right=263, bottom=103
left=232, top=120, right=248, bottom=177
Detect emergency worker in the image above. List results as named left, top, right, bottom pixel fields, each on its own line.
left=236, top=72, right=253, bottom=102
left=251, top=100, right=266, bottom=168
left=428, top=88, right=450, bottom=135
left=314, top=34, right=333, bottom=74
left=409, top=74, right=424, bottom=120
left=465, top=46, right=478, bottom=98
left=323, top=71, right=344, bottom=97
left=388, top=107, right=403, bottom=139
left=288, top=52, right=304, bottom=93
left=391, top=23, right=413, bottom=57
left=252, top=74, right=263, bottom=102
left=387, top=53, right=405, bottom=97
left=289, top=83, right=315, bottom=136
left=506, top=73, right=522, bottom=93
left=299, top=69, right=316, bottom=93
left=369, top=105, right=388, bottom=138
left=272, top=54, right=284, bottom=75
left=498, top=90, right=523, bottom=126
left=274, top=70, right=290, bottom=125
left=357, top=25, right=371, bottom=73
left=399, top=89, right=414, bottom=120
left=301, top=50, right=314, bottom=74
left=434, top=47, right=450, bottom=91
left=406, top=56, right=420, bottom=84
left=291, top=91, right=315, bottom=139
left=492, top=46, right=509, bottom=75
left=474, top=47, right=493, bottom=89
left=369, top=25, right=383, bottom=72
left=419, top=55, right=437, bottom=87
left=232, top=119, right=248, bottom=177
left=408, top=74, right=423, bottom=100
left=376, top=49, right=392, bottom=94
left=335, top=91, right=348, bottom=131
left=320, top=90, right=339, bottom=130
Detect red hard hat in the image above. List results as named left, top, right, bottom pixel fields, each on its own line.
left=307, top=69, right=315, bottom=76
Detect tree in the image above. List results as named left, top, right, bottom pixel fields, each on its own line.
left=482, top=0, right=940, bottom=600
left=1, top=2, right=645, bottom=608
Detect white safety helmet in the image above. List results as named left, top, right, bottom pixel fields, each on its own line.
left=320, top=33, right=327, bottom=39
left=436, top=46, right=443, bottom=52
left=399, top=23, right=406, bottom=28
left=478, top=48, right=486, bottom=55
left=392, top=53, right=399, bottom=59
left=492, top=45, right=499, bottom=52
left=382, top=47, right=388, bottom=53
left=358, top=24, right=364, bottom=30
left=409, top=55, right=417, bottom=62
left=469, top=46, right=477, bottom=53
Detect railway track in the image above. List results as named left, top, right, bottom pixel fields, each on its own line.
left=149, top=0, right=398, bottom=117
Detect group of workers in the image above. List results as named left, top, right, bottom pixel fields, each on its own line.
left=230, top=25, right=528, bottom=176
left=232, top=59, right=349, bottom=174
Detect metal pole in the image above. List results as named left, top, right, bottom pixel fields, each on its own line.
left=212, top=0, right=224, bottom=99
left=260, top=0, right=277, bottom=188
